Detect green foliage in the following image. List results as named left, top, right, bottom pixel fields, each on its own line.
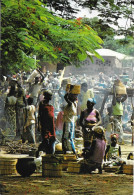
left=1, top=0, right=103, bottom=74
left=79, top=0, right=134, bottom=36
left=103, top=36, right=134, bottom=57
left=43, top=0, right=79, bottom=19
left=82, top=17, right=134, bottom=57
left=82, top=17, right=115, bottom=40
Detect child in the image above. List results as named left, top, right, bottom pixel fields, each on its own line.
left=22, top=97, right=36, bottom=143
left=104, top=134, right=126, bottom=173
left=104, top=134, right=121, bottom=161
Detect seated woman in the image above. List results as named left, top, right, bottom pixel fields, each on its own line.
left=80, top=126, right=106, bottom=174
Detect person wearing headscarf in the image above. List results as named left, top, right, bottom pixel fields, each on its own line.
left=36, top=90, right=56, bottom=157
left=80, top=98, right=101, bottom=148
left=5, top=86, right=17, bottom=137
left=80, top=126, right=106, bottom=174
left=112, top=83, right=127, bottom=144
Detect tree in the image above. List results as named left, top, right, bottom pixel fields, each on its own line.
left=43, top=0, right=134, bottom=37
left=42, top=0, right=134, bottom=56
left=1, top=0, right=103, bottom=75
left=103, top=36, right=134, bottom=56
left=43, top=0, right=80, bottom=19
left=78, top=0, right=134, bottom=37
left=82, top=17, right=115, bottom=40
left=81, top=17, right=134, bottom=57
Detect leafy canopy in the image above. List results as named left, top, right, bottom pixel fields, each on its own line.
left=78, top=0, right=134, bottom=36
left=1, top=0, right=103, bottom=74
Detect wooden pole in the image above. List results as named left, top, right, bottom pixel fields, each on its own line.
left=132, top=126, right=134, bottom=146
left=130, top=97, right=134, bottom=146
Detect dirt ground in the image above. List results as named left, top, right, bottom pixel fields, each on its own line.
left=0, top=144, right=133, bottom=195
left=0, top=171, right=133, bottom=195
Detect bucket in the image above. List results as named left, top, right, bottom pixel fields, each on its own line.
left=112, top=80, right=127, bottom=95
left=42, top=155, right=62, bottom=177
left=69, top=85, right=81, bottom=94
left=0, top=158, right=17, bottom=175
left=66, top=84, right=81, bottom=94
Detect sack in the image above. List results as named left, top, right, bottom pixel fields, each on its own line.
left=112, top=80, right=127, bottom=95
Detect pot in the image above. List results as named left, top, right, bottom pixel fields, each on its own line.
left=16, top=157, right=36, bottom=177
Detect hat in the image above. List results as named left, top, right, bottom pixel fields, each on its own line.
left=87, top=98, right=96, bottom=105
left=111, top=134, right=119, bottom=139
left=93, top=126, right=104, bottom=135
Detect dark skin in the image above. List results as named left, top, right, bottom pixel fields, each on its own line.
left=85, top=133, right=104, bottom=156
left=64, top=93, right=78, bottom=106
left=104, top=137, right=121, bottom=161
left=112, top=85, right=127, bottom=106
left=131, top=108, right=134, bottom=126
left=38, top=95, right=52, bottom=131
left=80, top=101, right=101, bottom=128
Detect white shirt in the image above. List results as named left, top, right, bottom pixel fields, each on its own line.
left=25, top=105, right=36, bottom=127
left=30, top=83, right=42, bottom=98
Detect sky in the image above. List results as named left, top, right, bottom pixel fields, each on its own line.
left=72, top=2, right=131, bottom=39
left=70, top=1, right=131, bottom=30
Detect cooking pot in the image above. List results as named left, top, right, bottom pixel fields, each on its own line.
left=16, top=157, right=36, bottom=177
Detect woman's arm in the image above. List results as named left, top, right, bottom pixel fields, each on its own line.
left=79, top=111, right=85, bottom=128
left=112, top=85, right=116, bottom=106
left=104, top=145, right=110, bottom=161
left=96, top=110, right=102, bottom=125
left=64, top=93, right=72, bottom=106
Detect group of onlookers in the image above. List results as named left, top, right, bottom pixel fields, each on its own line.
left=0, top=69, right=133, bottom=173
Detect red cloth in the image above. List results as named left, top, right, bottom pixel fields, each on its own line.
left=39, top=102, right=55, bottom=139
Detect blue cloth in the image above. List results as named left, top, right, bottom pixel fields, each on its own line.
left=62, top=122, right=76, bottom=154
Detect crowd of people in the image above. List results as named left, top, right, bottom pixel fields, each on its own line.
left=0, top=69, right=133, bottom=173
